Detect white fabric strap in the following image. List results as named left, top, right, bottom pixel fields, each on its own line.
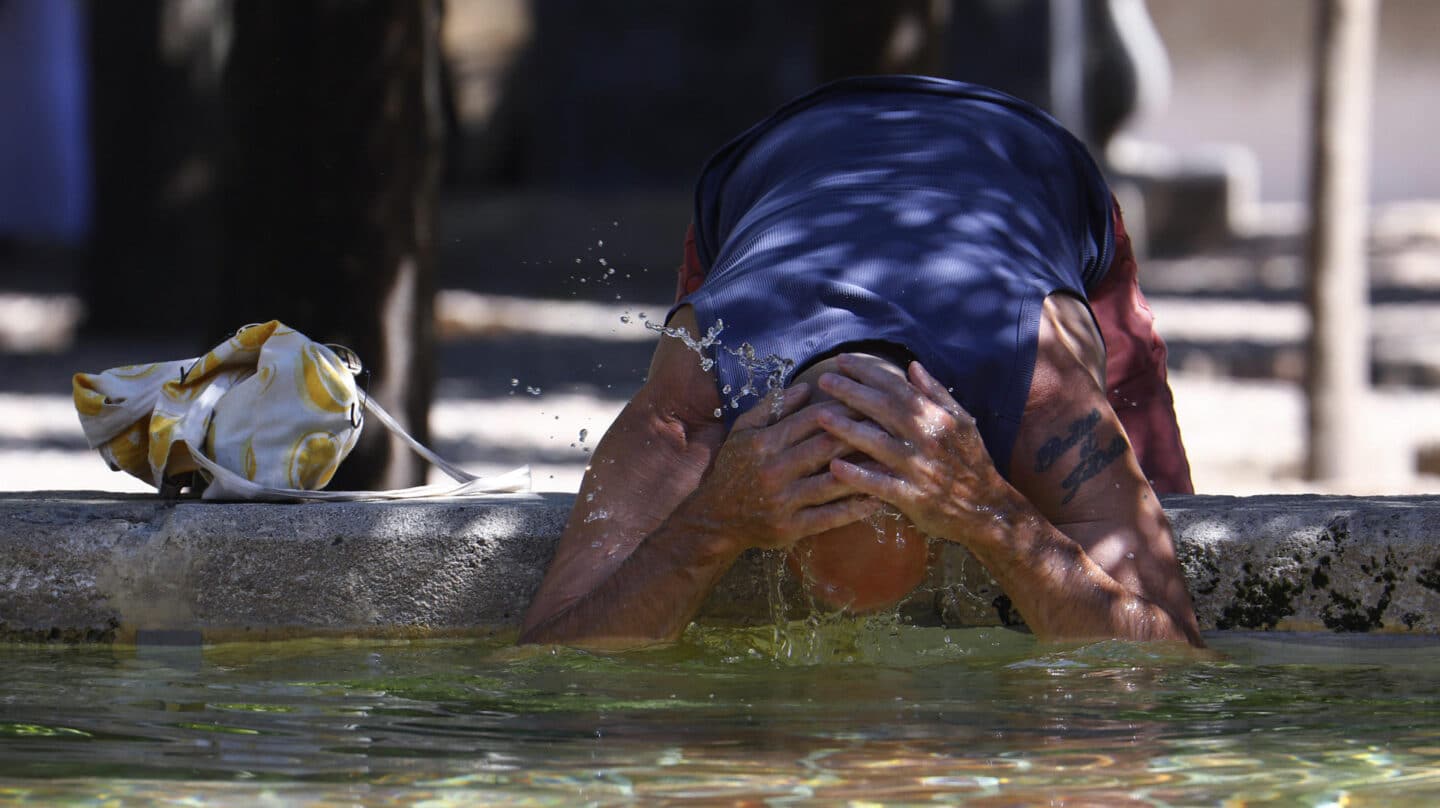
left=181, top=384, right=532, bottom=501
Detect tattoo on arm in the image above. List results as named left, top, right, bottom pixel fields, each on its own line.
left=1035, top=409, right=1128, bottom=504
left=1035, top=409, right=1099, bottom=472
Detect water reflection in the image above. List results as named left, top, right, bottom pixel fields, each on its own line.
left=0, top=631, right=1437, bottom=803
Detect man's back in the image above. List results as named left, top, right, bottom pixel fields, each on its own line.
left=683, top=75, right=1115, bottom=475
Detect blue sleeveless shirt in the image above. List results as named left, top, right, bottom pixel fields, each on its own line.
left=678, top=76, right=1114, bottom=474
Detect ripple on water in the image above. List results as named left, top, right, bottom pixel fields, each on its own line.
left=0, top=631, right=1437, bottom=803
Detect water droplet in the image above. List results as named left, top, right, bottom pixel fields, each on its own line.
left=620, top=315, right=631, bottom=324
left=526, top=386, right=542, bottom=396
left=713, top=408, right=722, bottom=418
left=578, top=428, right=589, bottom=443
left=510, top=378, right=519, bottom=387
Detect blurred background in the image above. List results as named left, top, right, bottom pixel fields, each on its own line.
left=1, top=0, right=1436, bottom=496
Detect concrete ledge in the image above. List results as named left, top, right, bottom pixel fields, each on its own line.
left=1166, top=495, right=1440, bottom=632
left=2, top=492, right=1438, bottom=642
left=0, top=492, right=570, bottom=643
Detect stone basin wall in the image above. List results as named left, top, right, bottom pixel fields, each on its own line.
left=1, top=492, right=1438, bottom=643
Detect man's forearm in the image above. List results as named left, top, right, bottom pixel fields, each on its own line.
left=517, top=503, right=742, bottom=647
left=964, top=494, right=1202, bottom=646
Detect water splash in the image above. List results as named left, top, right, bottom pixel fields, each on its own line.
left=645, top=317, right=795, bottom=413
left=865, top=507, right=909, bottom=546
left=645, top=318, right=726, bottom=372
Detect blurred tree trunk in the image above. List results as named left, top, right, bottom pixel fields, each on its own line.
left=218, top=0, right=444, bottom=489
left=84, top=0, right=223, bottom=336
left=1304, top=0, right=1376, bottom=482
left=816, top=0, right=950, bottom=81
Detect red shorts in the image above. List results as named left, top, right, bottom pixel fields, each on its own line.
left=673, top=203, right=1194, bottom=494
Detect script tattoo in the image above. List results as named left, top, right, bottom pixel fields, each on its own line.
left=1034, top=410, right=1099, bottom=472
left=1035, top=409, right=1128, bottom=505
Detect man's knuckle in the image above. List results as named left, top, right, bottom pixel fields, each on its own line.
left=755, top=465, right=782, bottom=490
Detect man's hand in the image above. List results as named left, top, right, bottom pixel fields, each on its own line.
left=815, top=355, right=1022, bottom=549
left=690, top=383, right=882, bottom=552
left=814, top=353, right=1203, bottom=646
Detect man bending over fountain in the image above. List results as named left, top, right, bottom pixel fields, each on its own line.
left=520, top=76, right=1204, bottom=648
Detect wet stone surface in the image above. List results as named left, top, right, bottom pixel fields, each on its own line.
left=1, top=492, right=1438, bottom=641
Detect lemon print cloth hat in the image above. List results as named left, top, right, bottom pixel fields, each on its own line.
left=74, top=321, right=530, bottom=501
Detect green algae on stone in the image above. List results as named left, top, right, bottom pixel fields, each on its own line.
left=1216, top=562, right=1303, bottom=630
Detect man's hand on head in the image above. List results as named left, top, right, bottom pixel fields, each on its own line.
left=686, top=383, right=882, bottom=552
left=815, top=356, right=1026, bottom=549
left=816, top=353, right=1204, bottom=646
